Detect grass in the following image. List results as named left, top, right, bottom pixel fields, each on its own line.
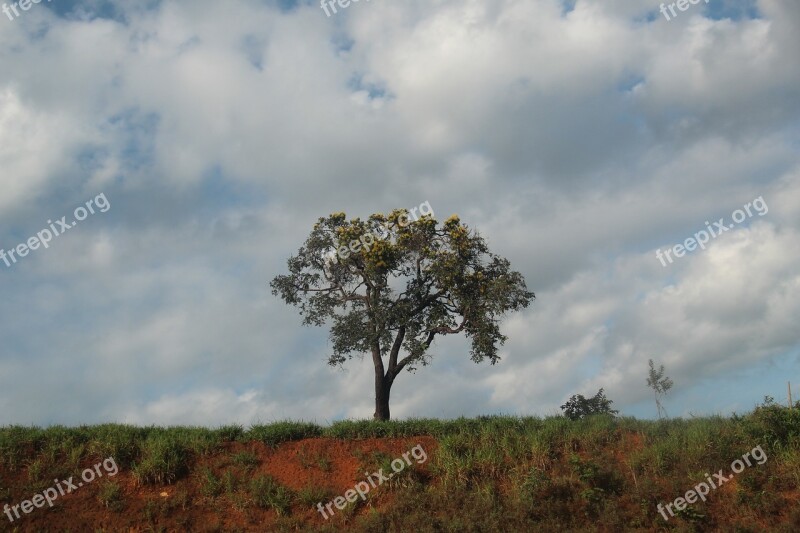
left=1, top=402, right=799, bottom=530
left=198, top=466, right=223, bottom=497
left=97, top=480, right=125, bottom=512
left=132, top=433, right=191, bottom=485
left=231, top=451, right=260, bottom=469
left=296, top=485, right=336, bottom=507
left=250, top=475, right=293, bottom=516
left=248, top=421, right=323, bottom=447
left=298, top=444, right=332, bottom=472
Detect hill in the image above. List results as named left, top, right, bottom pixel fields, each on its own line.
left=1, top=405, right=799, bottom=531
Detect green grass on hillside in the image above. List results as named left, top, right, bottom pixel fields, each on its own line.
left=1, top=401, right=800, bottom=531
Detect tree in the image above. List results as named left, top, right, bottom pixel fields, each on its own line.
left=646, top=359, right=673, bottom=419
left=560, top=388, right=619, bottom=420
left=270, top=209, right=534, bottom=420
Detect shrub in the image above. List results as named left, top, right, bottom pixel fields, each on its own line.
left=561, top=389, right=619, bottom=421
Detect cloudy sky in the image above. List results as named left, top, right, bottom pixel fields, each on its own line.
left=0, top=0, right=798, bottom=426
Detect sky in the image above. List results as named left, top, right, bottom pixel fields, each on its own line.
left=0, top=0, right=798, bottom=426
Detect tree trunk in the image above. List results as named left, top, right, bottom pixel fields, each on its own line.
left=374, top=374, right=392, bottom=420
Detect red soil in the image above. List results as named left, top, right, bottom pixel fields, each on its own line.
left=0, top=436, right=437, bottom=532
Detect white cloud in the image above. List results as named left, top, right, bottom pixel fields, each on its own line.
left=0, top=0, right=798, bottom=425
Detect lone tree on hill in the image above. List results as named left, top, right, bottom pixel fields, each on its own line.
left=646, top=358, right=673, bottom=419
left=271, top=209, right=534, bottom=420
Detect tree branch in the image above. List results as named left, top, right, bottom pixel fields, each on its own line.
left=387, top=326, right=407, bottom=376
left=425, top=316, right=467, bottom=335
left=393, top=330, right=436, bottom=376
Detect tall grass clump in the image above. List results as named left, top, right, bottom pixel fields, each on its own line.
left=247, top=421, right=323, bottom=446
left=250, top=475, right=293, bottom=515
left=132, top=433, right=190, bottom=485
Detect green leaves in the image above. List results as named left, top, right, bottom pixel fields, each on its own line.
left=560, top=389, right=619, bottom=421
left=647, top=359, right=674, bottom=419
left=270, top=208, right=535, bottom=392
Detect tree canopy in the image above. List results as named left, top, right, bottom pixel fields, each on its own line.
left=271, top=209, right=534, bottom=419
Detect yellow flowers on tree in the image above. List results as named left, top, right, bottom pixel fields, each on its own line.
left=271, top=209, right=535, bottom=420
